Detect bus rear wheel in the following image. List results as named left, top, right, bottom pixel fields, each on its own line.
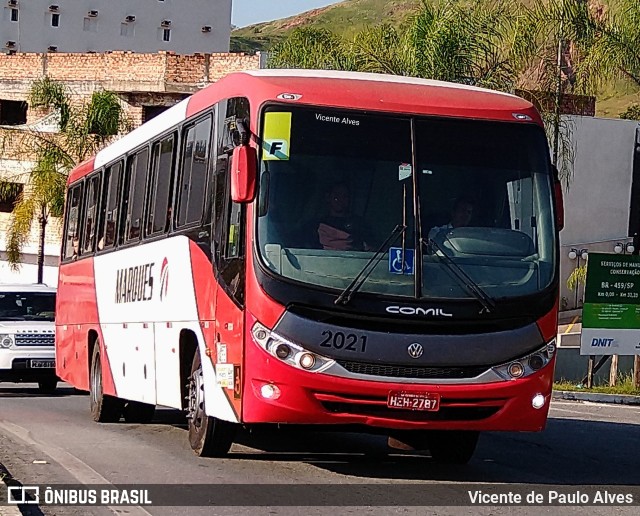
left=187, top=351, right=235, bottom=457
left=427, top=430, right=480, bottom=464
left=90, top=342, right=124, bottom=423
left=123, top=401, right=155, bottom=424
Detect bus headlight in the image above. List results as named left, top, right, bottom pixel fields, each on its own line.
left=492, top=339, right=556, bottom=380
left=0, top=334, right=14, bottom=348
left=251, top=322, right=335, bottom=373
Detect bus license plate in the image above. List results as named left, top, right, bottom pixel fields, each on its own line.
left=387, top=391, right=440, bottom=411
left=30, top=360, right=55, bottom=369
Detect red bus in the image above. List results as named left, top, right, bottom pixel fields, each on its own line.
left=56, top=70, right=563, bottom=464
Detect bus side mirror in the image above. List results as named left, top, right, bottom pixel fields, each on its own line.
left=231, top=145, right=257, bottom=203
left=552, top=164, right=564, bottom=231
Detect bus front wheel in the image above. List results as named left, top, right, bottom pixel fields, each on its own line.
left=90, top=342, right=124, bottom=423
left=427, top=430, right=480, bottom=464
left=187, top=351, right=236, bottom=457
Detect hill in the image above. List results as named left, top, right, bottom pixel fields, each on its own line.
left=230, top=0, right=639, bottom=118
left=231, top=0, right=420, bottom=53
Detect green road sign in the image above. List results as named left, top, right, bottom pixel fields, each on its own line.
left=580, top=252, right=640, bottom=355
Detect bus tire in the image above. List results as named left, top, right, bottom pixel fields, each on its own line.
left=90, top=342, right=124, bottom=423
left=123, top=401, right=155, bottom=424
left=187, top=351, right=235, bottom=457
left=37, top=379, right=58, bottom=394
left=427, top=430, right=479, bottom=464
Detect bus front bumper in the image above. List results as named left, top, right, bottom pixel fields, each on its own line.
left=242, top=353, right=554, bottom=432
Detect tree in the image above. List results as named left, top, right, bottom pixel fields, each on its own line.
left=0, top=77, right=129, bottom=283
left=269, top=0, right=524, bottom=90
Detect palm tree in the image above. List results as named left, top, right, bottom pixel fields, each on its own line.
left=269, top=0, right=523, bottom=90
left=0, top=77, right=129, bottom=283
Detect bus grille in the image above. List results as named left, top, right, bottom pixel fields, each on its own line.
left=335, top=360, right=488, bottom=379
left=15, top=333, right=55, bottom=347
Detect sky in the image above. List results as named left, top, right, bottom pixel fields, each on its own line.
left=231, top=1, right=341, bottom=28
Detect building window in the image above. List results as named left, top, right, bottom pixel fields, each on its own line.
left=121, top=22, right=134, bottom=37
left=10, top=8, right=18, bottom=22
left=83, top=17, right=97, bottom=32
left=163, top=28, right=171, bottom=42
left=142, top=105, right=170, bottom=123
left=51, top=13, right=60, bottom=27
left=0, top=183, right=23, bottom=213
left=0, top=99, right=28, bottom=125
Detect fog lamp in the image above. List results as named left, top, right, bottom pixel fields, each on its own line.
left=260, top=384, right=281, bottom=400
left=532, top=394, right=545, bottom=409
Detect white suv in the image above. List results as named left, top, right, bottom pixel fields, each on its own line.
left=0, top=284, right=58, bottom=393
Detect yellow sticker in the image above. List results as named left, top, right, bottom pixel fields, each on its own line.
left=262, top=112, right=292, bottom=161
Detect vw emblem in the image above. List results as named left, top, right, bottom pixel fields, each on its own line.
left=407, top=342, right=423, bottom=359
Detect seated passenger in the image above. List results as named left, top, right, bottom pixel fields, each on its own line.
left=313, top=183, right=371, bottom=251
left=428, top=196, right=474, bottom=242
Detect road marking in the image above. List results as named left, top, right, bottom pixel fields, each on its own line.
left=0, top=421, right=151, bottom=516
left=564, top=315, right=579, bottom=334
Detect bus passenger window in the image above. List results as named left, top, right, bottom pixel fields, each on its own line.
left=63, top=184, right=83, bottom=260
left=147, top=134, right=176, bottom=235
left=98, top=162, right=122, bottom=250
left=125, top=148, right=149, bottom=242
left=177, top=116, right=212, bottom=227
left=81, top=174, right=101, bottom=255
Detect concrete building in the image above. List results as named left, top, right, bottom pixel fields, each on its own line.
left=1, top=0, right=232, bottom=54
left=0, top=50, right=261, bottom=284
left=560, top=116, right=640, bottom=310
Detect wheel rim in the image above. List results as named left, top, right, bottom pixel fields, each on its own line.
left=187, top=364, right=205, bottom=433
left=91, top=353, right=101, bottom=407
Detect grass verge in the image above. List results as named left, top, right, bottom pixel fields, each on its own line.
left=554, top=374, right=640, bottom=395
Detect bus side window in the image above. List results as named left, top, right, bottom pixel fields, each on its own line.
left=98, top=162, right=122, bottom=251
left=212, top=97, right=250, bottom=306
left=63, top=183, right=84, bottom=261
left=81, top=173, right=101, bottom=255
left=177, top=116, right=212, bottom=228
left=147, top=133, right=176, bottom=236
left=123, top=147, right=150, bottom=243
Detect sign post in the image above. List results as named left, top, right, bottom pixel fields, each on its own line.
left=581, top=253, right=640, bottom=387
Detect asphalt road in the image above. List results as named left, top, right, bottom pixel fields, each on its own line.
left=1, top=382, right=639, bottom=515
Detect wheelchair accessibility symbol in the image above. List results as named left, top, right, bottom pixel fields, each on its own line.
left=389, top=247, right=415, bottom=275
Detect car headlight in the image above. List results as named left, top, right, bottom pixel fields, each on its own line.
left=492, top=339, right=556, bottom=380
left=251, top=322, right=335, bottom=373
left=0, top=334, right=14, bottom=348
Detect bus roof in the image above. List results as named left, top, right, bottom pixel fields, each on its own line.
left=69, top=69, right=541, bottom=184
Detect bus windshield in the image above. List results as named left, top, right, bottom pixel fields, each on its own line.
left=256, top=105, right=555, bottom=302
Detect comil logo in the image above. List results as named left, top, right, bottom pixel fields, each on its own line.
left=386, top=306, right=453, bottom=317
left=159, top=257, right=169, bottom=301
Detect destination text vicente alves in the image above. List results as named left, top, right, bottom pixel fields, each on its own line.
left=115, top=262, right=155, bottom=303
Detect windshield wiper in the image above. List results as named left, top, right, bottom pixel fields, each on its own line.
left=335, top=224, right=406, bottom=306
left=424, top=237, right=496, bottom=314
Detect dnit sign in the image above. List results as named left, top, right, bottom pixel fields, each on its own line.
left=580, top=252, right=640, bottom=355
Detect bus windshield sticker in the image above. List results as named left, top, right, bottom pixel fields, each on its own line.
left=216, top=364, right=235, bottom=388
left=262, top=112, right=292, bottom=161
left=399, top=163, right=412, bottom=181
left=389, top=247, right=415, bottom=275
left=315, top=113, right=360, bottom=126
left=216, top=343, right=227, bottom=364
